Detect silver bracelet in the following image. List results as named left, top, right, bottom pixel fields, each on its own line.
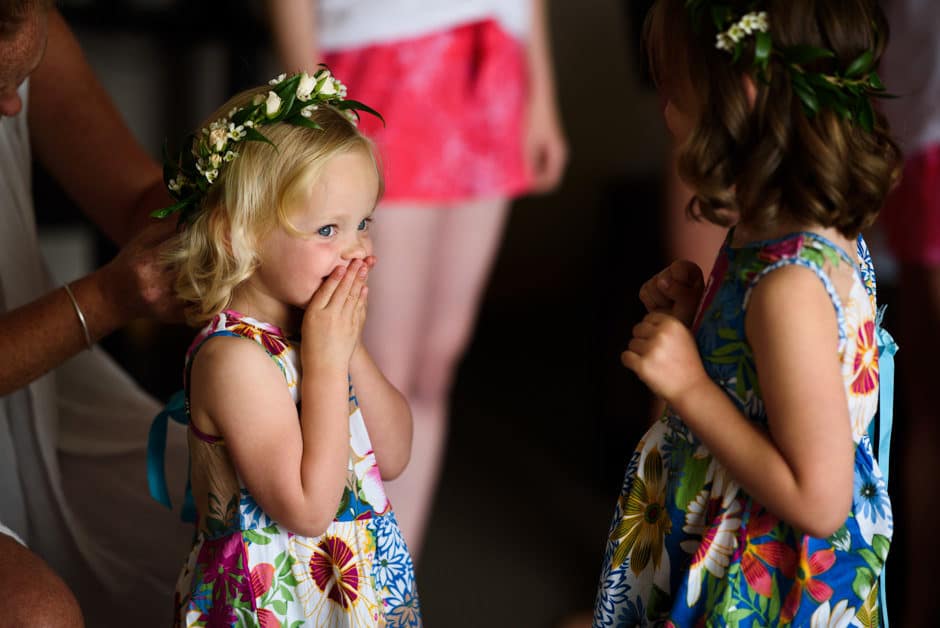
left=62, top=283, right=93, bottom=350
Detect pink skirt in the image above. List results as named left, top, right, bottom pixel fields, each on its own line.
left=324, top=19, right=532, bottom=205
left=881, top=143, right=940, bottom=265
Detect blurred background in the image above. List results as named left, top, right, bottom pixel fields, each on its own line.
left=33, top=1, right=904, bottom=626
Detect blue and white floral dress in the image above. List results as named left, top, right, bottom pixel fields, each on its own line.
left=594, top=233, right=893, bottom=627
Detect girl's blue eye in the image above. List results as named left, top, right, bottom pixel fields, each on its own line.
left=358, top=218, right=372, bottom=231
left=317, top=225, right=336, bottom=237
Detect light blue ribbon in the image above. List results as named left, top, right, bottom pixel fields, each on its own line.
left=873, top=305, right=898, bottom=628
left=146, top=389, right=196, bottom=523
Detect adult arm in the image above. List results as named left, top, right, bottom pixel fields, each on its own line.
left=0, top=10, right=180, bottom=396
left=267, top=0, right=321, bottom=74
left=28, top=10, right=168, bottom=243
left=524, top=0, right=567, bottom=192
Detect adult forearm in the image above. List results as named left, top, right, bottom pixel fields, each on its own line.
left=0, top=271, right=125, bottom=395
left=349, top=345, right=412, bottom=479
left=527, top=0, right=557, bottom=98
left=267, top=0, right=320, bottom=73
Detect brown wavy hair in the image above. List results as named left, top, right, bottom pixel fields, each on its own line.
left=645, top=0, right=901, bottom=236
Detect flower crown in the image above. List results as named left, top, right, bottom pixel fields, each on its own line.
left=153, top=68, right=382, bottom=222
left=685, top=1, right=889, bottom=131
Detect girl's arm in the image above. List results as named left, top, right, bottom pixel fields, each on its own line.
left=266, top=0, right=321, bottom=75
left=524, top=0, right=567, bottom=192
left=623, top=266, right=854, bottom=538
left=190, top=263, right=369, bottom=538
left=190, top=339, right=350, bottom=538
left=349, top=343, right=413, bottom=480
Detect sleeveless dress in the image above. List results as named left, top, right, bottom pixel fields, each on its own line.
left=173, top=310, right=422, bottom=627
left=593, top=233, right=893, bottom=627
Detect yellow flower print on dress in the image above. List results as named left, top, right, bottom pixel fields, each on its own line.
left=609, top=446, right=672, bottom=574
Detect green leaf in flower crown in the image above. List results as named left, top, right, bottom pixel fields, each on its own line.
left=275, top=74, right=302, bottom=100
left=793, top=83, right=820, bottom=115
left=783, top=45, right=835, bottom=66
left=336, top=99, right=385, bottom=125
left=243, top=127, right=278, bottom=151
left=867, top=72, right=885, bottom=91
left=287, top=115, right=323, bottom=131
left=845, top=50, right=874, bottom=79
left=150, top=195, right=195, bottom=219
left=754, top=31, right=772, bottom=70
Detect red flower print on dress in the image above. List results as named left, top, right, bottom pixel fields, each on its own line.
left=781, top=537, right=836, bottom=622
left=758, top=235, right=804, bottom=264
left=852, top=320, right=879, bottom=395
left=740, top=507, right=796, bottom=598
left=251, top=563, right=275, bottom=598
left=310, top=536, right=361, bottom=609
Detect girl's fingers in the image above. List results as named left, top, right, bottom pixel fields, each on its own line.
left=640, top=282, right=670, bottom=310
left=340, top=265, right=369, bottom=314
left=632, top=320, right=657, bottom=339
left=627, top=337, right=651, bottom=355
left=311, top=265, right=347, bottom=308
left=621, top=349, right=641, bottom=372
left=329, top=260, right=363, bottom=309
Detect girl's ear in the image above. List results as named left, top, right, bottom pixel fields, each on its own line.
left=742, top=73, right=758, bottom=109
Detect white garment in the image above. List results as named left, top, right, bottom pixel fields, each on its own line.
left=881, top=0, right=940, bottom=154
left=317, top=0, right=531, bottom=50
left=0, top=80, right=191, bottom=627
left=0, top=521, right=25, bottom=546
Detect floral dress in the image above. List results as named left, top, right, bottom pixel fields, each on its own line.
left=594, top=233, right=893, bottom=627
left=173, top=310, right=421, bottom=627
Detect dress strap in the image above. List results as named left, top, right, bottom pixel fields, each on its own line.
left=146, top=328, right=240, bottom=523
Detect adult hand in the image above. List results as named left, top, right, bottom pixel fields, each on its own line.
left=96, top=220, right=184, bottom=324
left=638, top=260, right=705, bottom=328
left=525, top=93, right=568, bottom=193
left=621, top=312, right=710, bottom=405
left=302, top=259, right=369, bottom=371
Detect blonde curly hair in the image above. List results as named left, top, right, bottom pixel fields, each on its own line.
left=164, top=86, right=382, bottom=326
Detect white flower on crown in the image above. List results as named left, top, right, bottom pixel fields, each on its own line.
left=209, top=153, right=222, bottom=168
left=269, top=73, right=287, bottom=86
left=296, top=72, right=317, bottom=101
left=716, top=32, right=735, bottom=52
left=167, top=175, right=187, bottom=193
left=205, top=169, right=219, bottom=184
left=227, top=122, right=247, bottom=142
left=208, top=124, right=228, bottom=152
left=300, top=104, right=318, bottom=118
left=318, top=77, right=337, bottom=96
left=716, top=10, right=770, bottom=54
left=265, top=91, right=282, bottom=117
left=223, top=150, right=237, bottom=162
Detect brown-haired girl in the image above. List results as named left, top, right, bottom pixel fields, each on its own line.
left=593, top=1, right=900, bottom=625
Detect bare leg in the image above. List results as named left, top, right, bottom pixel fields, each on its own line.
left=898, top=264, right=940, bottom=627
left=364, top=199, right=511, bottom=562
left=0, top=533, right=84, bottom=627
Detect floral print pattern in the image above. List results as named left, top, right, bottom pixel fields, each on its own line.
left=174, top=311, right=421, bottom=626
left=594, top=233, right=893, bottom=626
